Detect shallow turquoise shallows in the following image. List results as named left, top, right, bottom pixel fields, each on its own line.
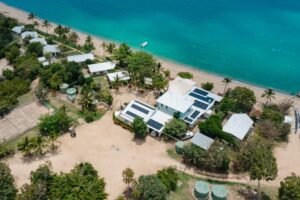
left=2, top=0, right=300, bottom=93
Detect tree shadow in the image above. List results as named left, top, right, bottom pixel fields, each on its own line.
left=238, top=186, right=272, bottom=200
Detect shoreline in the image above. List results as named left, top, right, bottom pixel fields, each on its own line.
left=0, top=2, right=299, bottom=107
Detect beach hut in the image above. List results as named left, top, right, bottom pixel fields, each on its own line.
left=87, top=61, right=116, bottom=75
left=60, top=83, right=69, bottom=93
left=175, top=141, right=185, bottom=154
left=66, top=88, right=77, bottom=102
left=43, top=45, right=60, bottom=56
left=21, top=31, right=38, bottom=39
left=211, top=185, right=228, bottom=200
left=194, top=181, right=210, bottom=200
left=12, top=25, right=24, bottom=35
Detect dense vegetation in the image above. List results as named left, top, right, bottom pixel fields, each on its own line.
left=17, top=162, right=107, bottom=199
left=0, top=162, right=17, bottom=200
left=163, top=118, right=187, bottom=139
left=177, top=72, right=193, bottom=79
left=0, top=14, right=17, bottom=58
left=278, top=173, right=300, bottom=200
left=182, top=142, right=230, bottom=172
left=132, top=117, right=148, bottom=139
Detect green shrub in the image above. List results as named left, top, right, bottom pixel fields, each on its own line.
left=201, top=82, right=214, bottom=91
left=156, top=167, right=178, bottom=192
left=177, top=72, right=193, bottom=79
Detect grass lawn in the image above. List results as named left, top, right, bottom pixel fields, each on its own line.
left=17, top=91, right=35, bottom=106
left=93, top=75, right=110, bottom=90
left=167, top=148, right=182, bottom=161
left=5, top=126, right=39, bottom=149
left=48, top=96, right=81, bottom=121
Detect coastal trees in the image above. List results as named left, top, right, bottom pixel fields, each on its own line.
left=27, top=12, right=35, bottom=23
left=262, top=88, right=276, bottom=104
left=105, top=42, right=116, bottom=54
left=177, top=71, right=193, bottom=79
left=14, top=54, right=40, bottom=80
left=113, top=43, right=132, bottom=68
left=235, top=138, right=277, bottom=200
left=132, top=117, right=148, bottom=139
left=68, top=31, right=79, bottom=44
left=42, top=19, right=51, bottom=34
left=201, top=82, right=214, bottom=91
left=0, top=14, right=15, bottom=58
left=0, top=162, right=17, bottom=200
left=163, top=118, right=187, bottom=139
left=226, top=86, right=256, bottom=113
left=17, top=135, right=50, bottom=156
left=83, top=35, right=95, bottom=52
left=5, top=45, right=20, bottom=64
left=128, top=51, right=157, bottom=86
left=222, top=77, right=232, bottom=94
left=79, top=90, right=95, bottom=111
left=278, top=173, right=300, bottom=200
left=26, top=42, right=43, bottom=57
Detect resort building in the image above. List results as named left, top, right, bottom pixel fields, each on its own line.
left=21, top=31, right=38, bottom=39
left=11, top=25, right=24, bottom=34
left=156, top=77, right=222, bottom=127
left=43, top=45, right=60, bottom=56
left=116, top=77, right=223, bottom=137
left=190, top=132, right=214, bottom=150
left=88, top=61, right=116, bottom=75
left=67, top=53, right=94, bottom=63
left=222, top=114, right=254, bottom=140
left=29, top=37, right=47, bottom=45
left=107, top=71, right=130, bottom=82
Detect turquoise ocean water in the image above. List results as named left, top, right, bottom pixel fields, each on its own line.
left=2, top=0, right=300, bottom=93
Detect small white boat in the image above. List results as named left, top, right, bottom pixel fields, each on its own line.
left=140, top=41, right=148, bottom=48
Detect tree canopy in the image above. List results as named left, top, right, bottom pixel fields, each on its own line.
left=135, top=175, right=167, bottom=200
left=279, top=173, right=300, bottom=200
left=0, top=162, right=17, bottom=200
left=163, top=118, right=187, bottom=139
left=132, top=117, right=148, bottom=139
left=225, top=87, right=256, bottom=113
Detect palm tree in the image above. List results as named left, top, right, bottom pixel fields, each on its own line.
left=34, top=136, right=46, bottom=156
left=33, top=21, right=39, bottom=29
left=106, top=43, right=116, bottom=54
left=262, top=88, right=276, bottom=104
left=222, top=77, right=232, bottom=95
left=68, top=32, right=79, bottom=44
left=122, top=168, right=134, bottom=190
left=112, top=75, right=121, bottom=90
left=17, top=137, right=32, bottom=157
left=28, top=12, right=35, bottom=23
left=42, top=20, right=51, bottom=34
left=79, top=91, right=94, bottom=111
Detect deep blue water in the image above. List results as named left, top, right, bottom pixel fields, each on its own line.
left=2, top=0, right=300, bottom=93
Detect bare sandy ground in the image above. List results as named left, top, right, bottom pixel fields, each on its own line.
left=0, top=58, right=13, bottom=76
left=1, top=2, right=300, bottom=196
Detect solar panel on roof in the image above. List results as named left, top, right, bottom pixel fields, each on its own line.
left=193, top=88, right=208, bottom=96
left=131, top=104, right=149, bottom=114
left=184, top=117, right=193, bottom=123
left=147, top=119, right=163, bottom=130
left=135, top=101, right=155, bottom=110
left=126, top=111, right=142, bottom=119
left=190, top=110, right=200, bottom=119
left=189, top=92, right=214, bottom=103
left=193, top=100, right=209, bottom=110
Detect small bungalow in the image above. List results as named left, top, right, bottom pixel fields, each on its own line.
left=21, top=31, right=38, bottom=39
left=29, top=37, right=47, bottom=46
left=37, top=57, right=49, bottom=66
left=11, top=25, right=24, bottom=35
left=67, top=53, right=94, bottom=63
left=190, top=132, right=214, bottom=150
left=222, top=113, right=254, bottom=140
left=107, top=71, right=130, bottom=82
left=43, top=45, right=60, bottom=56
left=88, top=61, right=116, bottom=75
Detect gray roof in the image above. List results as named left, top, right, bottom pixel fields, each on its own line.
left=191, top=132, right=214, bottom=150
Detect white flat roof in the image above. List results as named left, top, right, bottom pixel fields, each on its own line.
left=43, top=45, right=60, bottom=54
left=38, top=57, right=46, bottom=62
left=223, top=114, right=254, bottom=140
left=30, top=37, right=47, bottom=45
left=67, top=53, right=94, bottom=63
left=107, top=71, right=130, bottom=82
left=168, top=76, right=196, bottom=95
left=191, top=132, right=215, bottom=150
left=12, top=25, right=24, bottom=34
left=88, top=62, right=116, bottom=73
left=120, top=100, right=156, bottom=123
left=157, top=92, right=194, bottom=113
left=21, top=31, right=38, bottom=39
